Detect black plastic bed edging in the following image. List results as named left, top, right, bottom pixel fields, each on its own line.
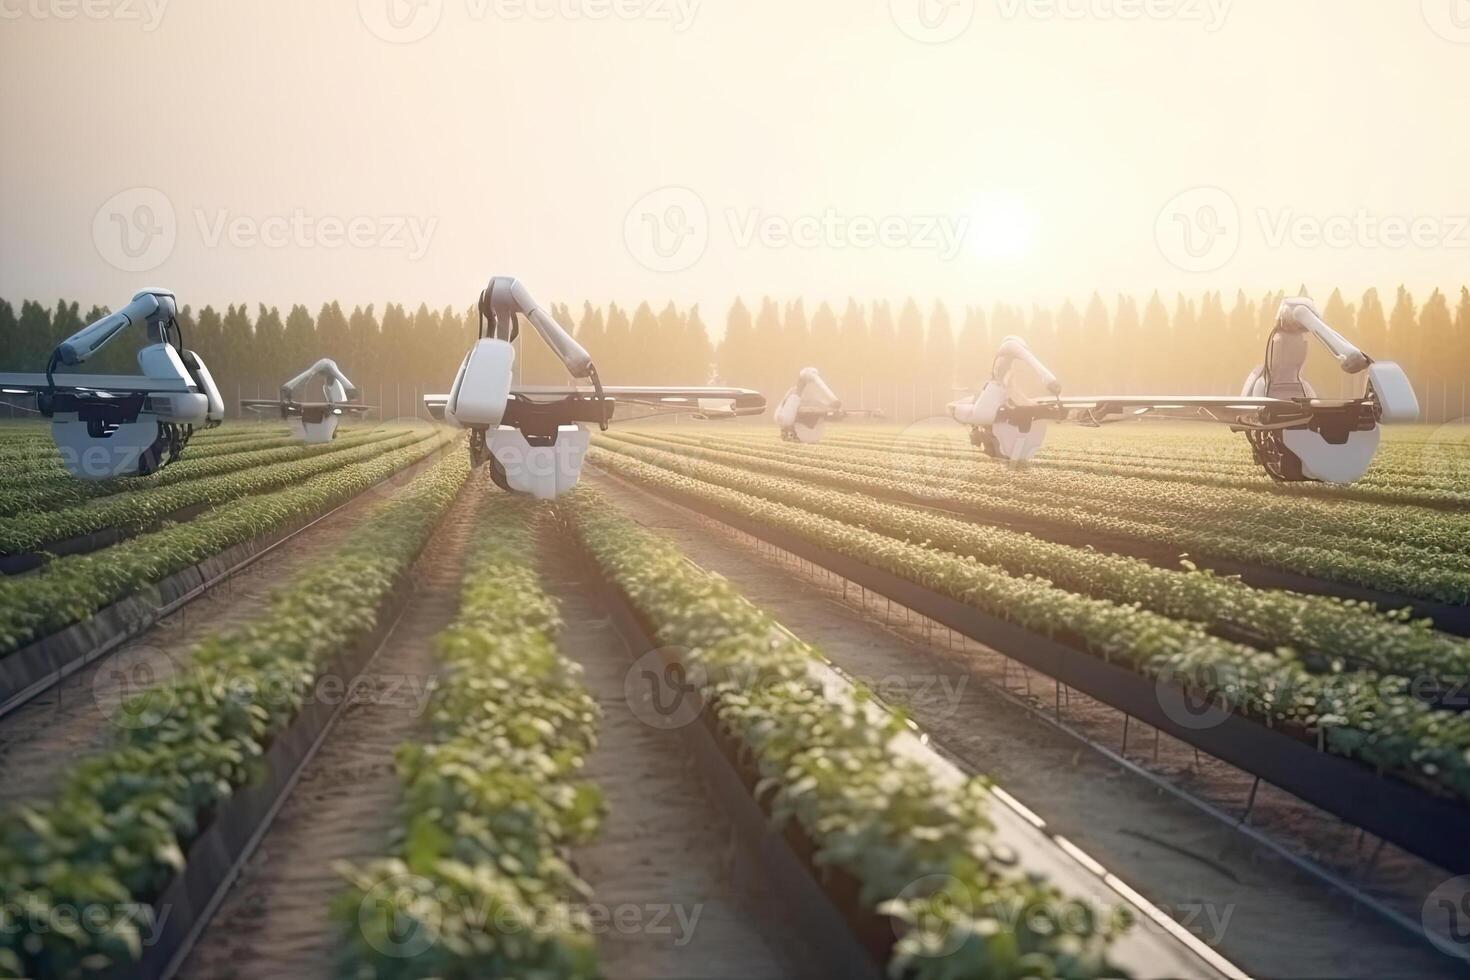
left=105, top=481, right=459, bottom=980
left=626, top=479, right=1470, bottom=876
left=0, top=447, right=448, bottom=721
left=571, top=534, right=885, bottom=980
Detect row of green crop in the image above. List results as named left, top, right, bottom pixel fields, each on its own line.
left=827, top=428, right=1468, bottom=494
left=0, top=428, right=408, bottom=517
left=589, top=447, right=1470, bottom=804
left=592, top=437, right=1470, bottom=683
left=613, top=431, right=1470, bottom=604
left=0, top=428, right=438, bottom=555
left=0, top=430, right=455, bottom=655
left=676, top=430, right=1470, bottom=564
left=336, top=496, right=604, bottom=979
left=0, top=425, right=303, bottom=478
left=0, top=450, right=469, bottom=979
left=562, top=486, right=1132, bottom=980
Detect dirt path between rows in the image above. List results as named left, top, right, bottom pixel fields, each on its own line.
left=176, top=481, right=486, bottom=979
left=540, top=527, right=813, bottom=980
left=0, top=462, right=435, bottom=811
left=588, top=470, right=1459, bottom=980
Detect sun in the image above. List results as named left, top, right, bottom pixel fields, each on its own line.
left=966, top=192, right=1039, bottom=261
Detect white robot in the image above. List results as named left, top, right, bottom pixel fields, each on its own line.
left=949, top=297, right=1419, bottom=484
left=0, top=289, right=224, bottom=479
left=425, top=276, right=764, bottom=499
left=774, top=368, right=878, bottom=444
left=242, top=358, right=370, bottom=443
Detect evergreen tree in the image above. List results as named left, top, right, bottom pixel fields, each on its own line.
left=867, top=301, right=898, bottom=418
left=684, top=305, right=714, bottom=383
left=1052, top=300, right=1082, bottom=388
left=577, top=303, right=606, bottom=358
left=923, top=301, right=956, bottom=413
left=1387, top=285, right=1418, bottom=374
left=718, top=299, right=757, bottom=393
left=1112, top=295, right=1140, bottom=392
left=603, top=303, right=631, bottom=382
left=628, top=303, right=660, bottom=385
left=1454, top=288, right=1470, bottom=420
left=1418, top=289, right=1454, bottom=421
left=347, top=305, right=380, bottom=393
left=1139, top=292, right=1169, bottom=392
left=220, top=304, right=256, bottom=409
left=956, top=305, right=990, bottom=389
left=836, top=300, right=869, bottom=403
left=281, top=304, right=314, bottom=371
left=16, top=301, right=52, bottom=371
left=809, top=302, right=840, bottom=387
left=1082, top=294, right=1110, bottom=392
left=254, top=305, right=286, bottom=390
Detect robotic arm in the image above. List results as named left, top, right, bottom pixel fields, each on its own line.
left=949, top=336, right=1061, bottom=462
left=0, top=288, right=224, bottom=479
left=482, top=277, right=596, bottom=380
left=282, top=358, right=360, bottom=405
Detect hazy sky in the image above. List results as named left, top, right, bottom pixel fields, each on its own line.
left=2, top=0, right=1468, bottom=324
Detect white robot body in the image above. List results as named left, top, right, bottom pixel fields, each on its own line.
left=290, top=414, right=341, bottom=444
left=1, top=290, right=225, bottom=480
left=778, top=368, right=842, bottom=443
left=488, top=425, right=591, bottom=500
left=952, top=301, right=1420, bottom=484
left=443, top=339, right=514, bottom=431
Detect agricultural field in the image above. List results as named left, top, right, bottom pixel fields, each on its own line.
left=1, top=416, right=1469, bottom=980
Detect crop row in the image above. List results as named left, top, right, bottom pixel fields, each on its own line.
left=588, top=446, right=1470, bottom=804
left=0, top=428, right=407, bottom=517
left=636, top=430, right=1469, bottom=567
left=839, top=434, right=1464, bottom=498
left=337, top=496, right=604, bottom=978
left=0, top=426, right=296, bottom=477
left=613, top=432, right=1470, bottom=604
left=563, top=485, right=1132, bottom=980
left=0, top=428, right=439, bottom=556
left=0, top=449, right=469, bottom=978
left=593, top=437, right=1470, bottom=684
left=739, top=430, right=1470, bottom=554
left=0, top=429, right=455, bottom=655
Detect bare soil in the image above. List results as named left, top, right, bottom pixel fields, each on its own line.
left=176, top=481, right=486, bottom=979
left=589, top=469, right=1462, bottom=980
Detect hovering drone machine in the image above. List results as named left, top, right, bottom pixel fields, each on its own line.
left=425, top=276, right=765, bottom=499
left=948, top=298, right=1419, bottom=484
left=774, top=368, right=881, bottom=444
left=242, top=358, right=370, bottom=443
left=0, top=289, right=224, bottom=479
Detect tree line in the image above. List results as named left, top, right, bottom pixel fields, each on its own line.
left=1, top=285, right=1467, bottom=423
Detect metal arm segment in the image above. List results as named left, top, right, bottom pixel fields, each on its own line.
left=482, top=277, right=595, bottom=380
left=55, top=290, right=175, bottom=366
left=796, top=368, right=840, bottom=408
left=281, top=358, right=360, bottom=403
left=1278, top=299, right=1370, bottom=374
left=993, top=335, right=1063, bottom=396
